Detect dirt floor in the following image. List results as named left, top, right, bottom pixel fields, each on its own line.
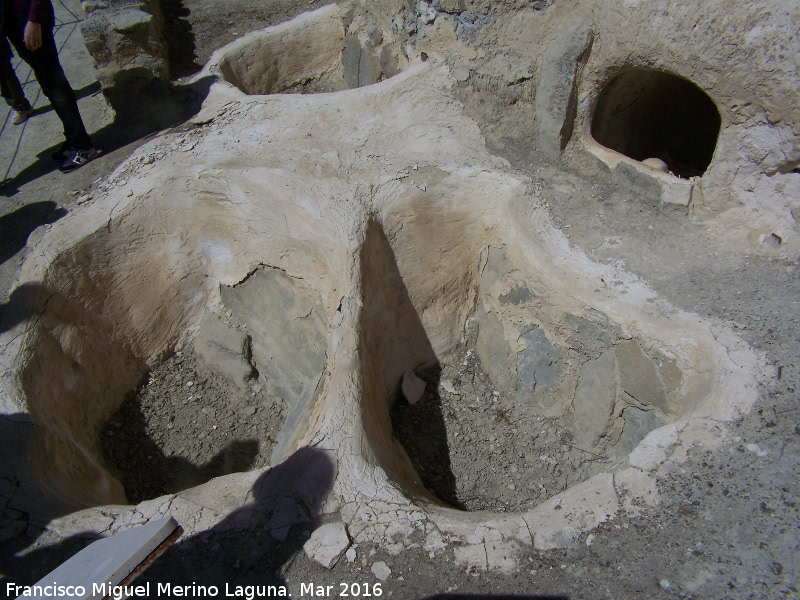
left=1, top=1, right=799, bottom=599
left=391, top=344, right=624, bottom=513
left=100, top=352, right=285, bottom=504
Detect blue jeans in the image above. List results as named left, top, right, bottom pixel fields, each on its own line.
left=5, top=18, right=91, bottom=150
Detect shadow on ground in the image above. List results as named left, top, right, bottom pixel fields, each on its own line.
left=100, top=388, right=261, bottom=504
left=390, top=363, right=466, bottom=510
left=1, top=73, right=214, bottom=196
left=0, top=447, right=335, bottom=589
left=161, top=0, right=202, bottom=78
left=0, top=204, right=66, bottom=266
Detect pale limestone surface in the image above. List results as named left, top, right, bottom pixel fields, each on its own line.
left=0, top=0, right=788, bottom=574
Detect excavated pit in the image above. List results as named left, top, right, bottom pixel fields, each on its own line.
left=212, top=5, right=405, bottom=95
left=360, top=220, right=684, bottom=513
left=98, top=266, right=329, bottom=503
left=591, top=68, right=721, bottom=178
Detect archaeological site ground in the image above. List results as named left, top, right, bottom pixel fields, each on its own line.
left=1, top=1, right=798, bottom=598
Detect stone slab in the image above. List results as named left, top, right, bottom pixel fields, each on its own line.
left=17, top=516, right=177, bottom=600
left=571, top=349, right=618, bottom=445
left=615, top=339, right=668, bottom=412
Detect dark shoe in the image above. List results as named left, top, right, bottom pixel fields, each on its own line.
left=51, top=146, right=70, bottom=162
left=59, top=148, right=98, bottom=173
left=12, top=108, right=34, bottom=125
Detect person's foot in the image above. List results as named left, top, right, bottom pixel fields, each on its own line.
left=59, top=147, right=99, bottom=173
left=11, top=108, right=34, bottom=125
left=51, top=145, right=69, bottom=162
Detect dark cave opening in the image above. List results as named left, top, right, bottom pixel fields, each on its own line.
left=591, top=68, right=721, bottom=178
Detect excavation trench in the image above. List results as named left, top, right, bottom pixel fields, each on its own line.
left=100, top=267, right=327, bottom=504
left=0, top=14, right=754, bottom=531
left=5, top=178, right=745, bottom=525
left=10, top=198, right=332, bottom=508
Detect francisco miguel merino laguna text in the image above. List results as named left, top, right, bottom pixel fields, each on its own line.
left=8, top=582, right=292, bottom=599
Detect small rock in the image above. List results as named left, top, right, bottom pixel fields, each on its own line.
left=345, top=548, right=357, bottom=563
left=642, top=158, right=668, bottom=172
left=113, top=9, right=152, bottom=33
left=746, top=443, right=768, bottom=457
left=659, top=579, right=670, bottom=590
left=401, top=369, right=426, bottom=405
left=441, top=379, right=457, bottom=394
left=303, top=522, right=351, bottom=569
left=371, top=561, right=391, bottom=581
left=270, top=525, right=291, bottom=541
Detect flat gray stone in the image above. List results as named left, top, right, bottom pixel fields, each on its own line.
left=18, top=516, right=177, bottom=600
left=615, top=340, right=668, bottom=412
left=565, top=313, right=613, bottom=353
left=358, top=40, right=382, bottom=88
left=516, top=325, right=562, bottom=396
left=499, top=283, right=534, bottom=305
left=342, top=35, right=362, bottom=89
left=475, top=302, right=517, bottom=394
left=303, top=522, right=350, bottom=569
left=113, top=9, right=152, bottom=33
left=221, top=267, right=327, bottom=461
left=616, top=406, right=664, bottom=457
left=571, top=349, right=618, bottom=445
left=193, top=311, right=254, bottom=389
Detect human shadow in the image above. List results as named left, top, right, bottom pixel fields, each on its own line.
left=0, top=202, right=67, bottom=266
left=0, top=446, right=336, bottom=589
left=100, top=390, right=262, bottom=504
left=0, top=73, right=214, bottom=196
left=137, top=446, right=336, bottom=586
left=0, top=282, right=48, bottom=334
left=19, top=81, right=102, bottom=121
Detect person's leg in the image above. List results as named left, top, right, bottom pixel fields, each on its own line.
left=0, top=36, right=32, bottom=113
left=7, top=25, right=91, bottom=149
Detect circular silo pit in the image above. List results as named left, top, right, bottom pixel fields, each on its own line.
left=389, top=247, right=682, bottom=513
left=100, top=265, right=328, bottom=504
left=212, top=5, right=406, bottom=96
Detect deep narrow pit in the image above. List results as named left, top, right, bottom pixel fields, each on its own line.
left=591, top=68, right=721, bottom=178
